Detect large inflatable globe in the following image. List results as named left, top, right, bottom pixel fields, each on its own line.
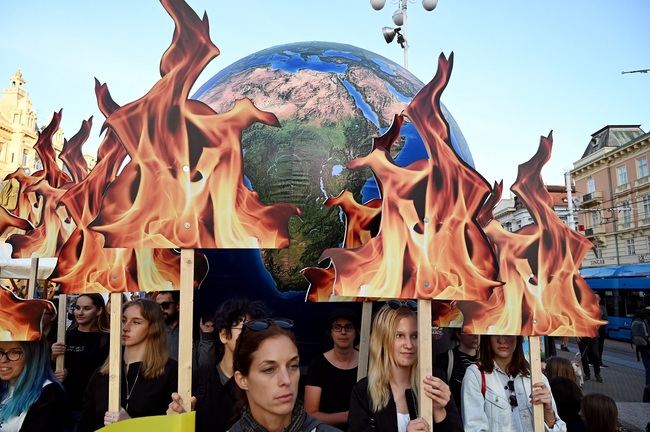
left=193, top=41, right=473, bottom=292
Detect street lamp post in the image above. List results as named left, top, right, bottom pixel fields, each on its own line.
left=370, top=0, right=438, bottom=69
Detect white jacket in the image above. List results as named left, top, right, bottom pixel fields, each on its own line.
left=461, top=363, right=566, bottom=432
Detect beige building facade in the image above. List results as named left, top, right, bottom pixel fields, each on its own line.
left=0, top=70, right=64, bottom=186
left=571, top=125, right=650, bottom=268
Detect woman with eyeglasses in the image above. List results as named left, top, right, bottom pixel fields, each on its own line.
left=0, top=338, right=66, bottom=431
left=304, top=308, right=359, bottom=429
left=76, top=298, right=177, bottom=431
left=51, top=294, right=110, bottom=430
left=229, top=318, right=341, bottom=432
left=348, top=301, right=463, bottom=432
left=461, top=335, right=565, bottom=432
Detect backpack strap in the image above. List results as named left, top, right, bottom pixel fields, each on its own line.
left=447, top=349, right=454, bottom=383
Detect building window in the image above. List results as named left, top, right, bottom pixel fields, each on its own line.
left=587, top=177, right=596, bottom=193
left=593, top=243, right=603, bottom=259
left=622, top=201, right=632, bottom=224
left=626, top=238, right=636, bottom=255
left=22, top=149, right=28, bottom=166
left=647, top=236, right=650, bottom=253
left=617, top=165, right=628, bottom=186
left=644, top=196, right=650, bottom=219
left=591, top=210, right=600, bottom=227
left=638, top=156, right=649, bottom=179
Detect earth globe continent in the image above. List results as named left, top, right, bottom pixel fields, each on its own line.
left=193, top=41, right=474, bottom=292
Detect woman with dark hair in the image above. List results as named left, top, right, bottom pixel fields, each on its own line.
left=51, top=294, right=110, bottom=429
left=579, top=393, right=618, bottom=432
left=0, top=338, right=66, bottom=431
left=304, top=307, right=359, bottom=429
left=461, top=335, right=565, bottom=432
left=548, top=377, right=584, bottom=432
left=348, top=301, right=463, bottom=432
left=544, top=356, right=577, bottom=383
left=229, top=318, right=340, bottom=432
left=77, top=298, right=177, bottom=431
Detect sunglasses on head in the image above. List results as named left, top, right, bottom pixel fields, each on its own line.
left=387, top=299, right=418, bottom=311
left=243, top=318, right=294, bottom=331
left=159, top=301, right=176, bottom=309
left=234, top=318, right=294, bottom=369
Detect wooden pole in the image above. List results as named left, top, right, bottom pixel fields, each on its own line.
left=529, top=336, right=544, bottom=432
left=108, top=292, right=123, bottom=413
left=357, top=301, right=372, bottom=381
left=178, top=249, right=195, bottom=412
left=27, top=257, right=39, bottom=299
left=417, top=299, right=432, bottom=425
left=56, top=293, right=67, bottom=372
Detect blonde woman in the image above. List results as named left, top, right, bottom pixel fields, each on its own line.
left=348, top=301, right=462, bottom=432
left=77, top=298, right=177, bottom=431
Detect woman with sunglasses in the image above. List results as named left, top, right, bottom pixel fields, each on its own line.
left=229, top=318, right=341, bottom=432
left=77, top=298, right=177, bottom=431
left=304, top=308, right=359, bottom=429
left=461, top=335, right=565, bottom=432
left=0, top=338, right=66, bottom=431
left=348, top=301, right=463, bottom=432
left=51, top=293, right=110, bottom=429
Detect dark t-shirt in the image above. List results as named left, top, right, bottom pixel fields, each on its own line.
left=305, top=354, right=358, bottom=415
left=63, top=328, right=110, bottom=410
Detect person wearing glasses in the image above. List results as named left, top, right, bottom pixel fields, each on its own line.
left=51, top=294, right=110, bottom=430
left=304, top=308, right=359, bottom=429
left=461, top=335, right=565, bottom=432
left=77, top=299, right=177, bottom=431
left=0, top=338, right=66, bottom=431
left=348, top=301, right=463, bottom=432
left=228, top=318, right=341, bottom=432
left=154, top=291, right=180, bottom=361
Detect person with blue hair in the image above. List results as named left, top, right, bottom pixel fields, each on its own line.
left=0, top=337, right=66, bottom=431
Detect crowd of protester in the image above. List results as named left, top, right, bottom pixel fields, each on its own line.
left=2, top=293, right=647, bottom=432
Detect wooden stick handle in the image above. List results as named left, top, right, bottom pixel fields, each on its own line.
left=529, top=336, right=544, bottom=432
left=108, top=292, right=123, bottom=412
left=55, top=293, right=67, bottom=371
left=357, top=302, right=372, bottom=381
left=418, top=300, right=432, bottom=426
left=178, top=249, right=195, bottom=412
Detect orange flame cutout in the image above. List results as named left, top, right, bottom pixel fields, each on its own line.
left=51, top=80, right=209, bottom=293
left=317, top=54, right=500, bottom=300
left=86, top=0, right=300, bottom=249
left=5, top=111, right=75, bottom=258
left=0, top=285, right=52, bottom=341
left=458, top=134, right=603, bottom=336
left=303, top=53, right=602, bottom=335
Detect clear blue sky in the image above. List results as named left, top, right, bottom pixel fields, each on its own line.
left=2, top=0, right=648, bottom=194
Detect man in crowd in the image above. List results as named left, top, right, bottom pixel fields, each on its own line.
left=155, top=291, right=180, bottom=361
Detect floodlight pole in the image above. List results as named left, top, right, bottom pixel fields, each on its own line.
left=371, top=0, right=437, bottom=69
left=401, top=1, right=409, bottom=69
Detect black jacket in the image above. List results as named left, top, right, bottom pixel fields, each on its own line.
left=348, top=371, right=463, bottom=432
left=77, top=359, right=177, bottom=431
left=12, top=381, right=67, bottom=432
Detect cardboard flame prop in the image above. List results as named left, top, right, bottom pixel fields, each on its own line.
left=85, top=0, right=301, bottom=249
left=304, top=54, right=602, bottom=335
left=0, top=89, right=208, bottom=293
left=0, top=286, right=53, bottom=341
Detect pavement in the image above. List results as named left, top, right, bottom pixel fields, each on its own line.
left=553, top=339, right=649, bottom=431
